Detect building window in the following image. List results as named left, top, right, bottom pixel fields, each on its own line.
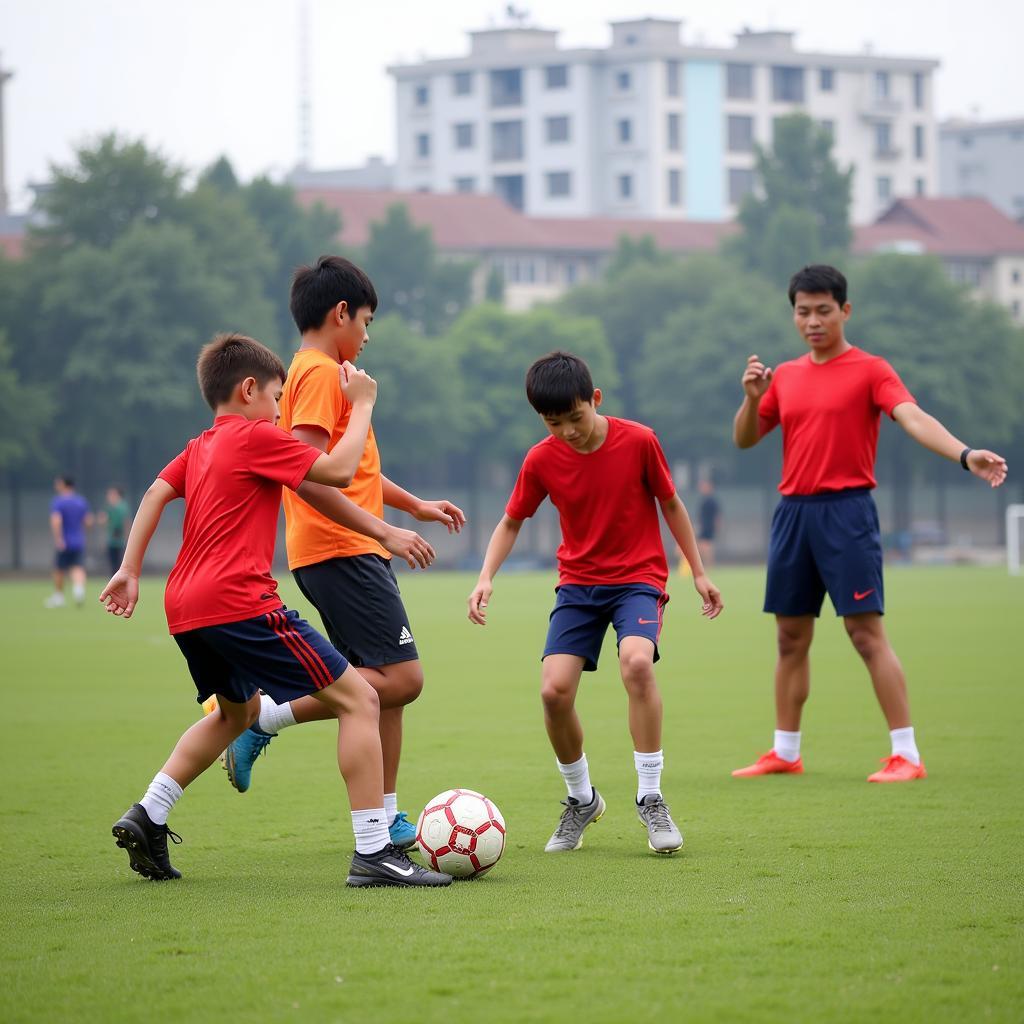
left=666, top=60, right=681, bottom=97
left=617, top=118, right=633, bottom=144
left=1011, top=268, right=1021, bottom=284
left=667, top=112, right=682, bottom=152
left=874, top=122, right=893, bottom=156
left=453, top=123, right=475, bottom=149
left=960, top=135, right=974, bottom=149
left=545, top=64, right=568, bottom=89
left=566, top=262, right=578, bottom=285
left=874, top=70, right=890, bottom=100
left=491, top=120, right=524, bottom=161
left=414, top=83, right=430, bottom=107
left=415, top=133, right=430, bottom=159
left=819, top=119, right=835, bottom=140
left=877, top=176, right=892, bottom=203
left=914, top=124, right=925, bottom=160
left=616, top=69, right=632, bottom=91
left=727, top=63, right=754, bottom=100
left=819, top=68, right=835, bottom=92
left=1013, top=300, right=1021, bottom=319
left=453, top=72, right=473, bottom=96
left=617, top=174, right=633, bottom=199
left=728, top=115, right=755, bottom=153
left=915, top=177, right=926, bottom=196
left=546, top=171, right=571, bottom=197
left=545, top=115, right=570, bottom=143
left=729, top=167, right=756, bottom=204
left=667, top=168, right=682, bottom=207
left=490, top=68, right=523, bottom=108
left=912, top=72, right=925, bottom=109
left=772, top=66, right=805, bottom=102
left=493, top=174, right=525, bottom=211
left=454, top=176, right=476, bottom=193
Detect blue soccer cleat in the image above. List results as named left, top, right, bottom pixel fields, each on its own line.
left=389, top=811, right=418, bottom=850
left=223, top=726, right=274, bottom=793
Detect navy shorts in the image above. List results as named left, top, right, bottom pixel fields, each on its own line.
left=55, top=547, right=84, bottom=571
left=293, top=554, right=419, bottom=668
left=543, top=584, right=669, bottom=672
left=765, top=488, right=884, bottom=618
left=174, top=607, right=349, bottom=706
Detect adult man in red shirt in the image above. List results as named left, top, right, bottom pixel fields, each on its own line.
left=732, top=265, right=1007, bottom=782
left=468, top=351, right=723, bottom=855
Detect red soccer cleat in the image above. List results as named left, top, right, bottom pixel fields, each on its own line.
left=731, top=750, right=804, bottom=777
left=867, top=754, right=927, bottom=783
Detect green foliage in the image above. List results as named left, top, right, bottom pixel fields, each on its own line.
left=0, top=331, right=54, bottom=471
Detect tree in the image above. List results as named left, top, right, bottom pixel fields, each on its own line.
left=729, top=113, right=853, bottom=285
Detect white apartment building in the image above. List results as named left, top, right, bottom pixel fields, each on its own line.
left=389, top=18, right=939, bottom=226
left=940, top=119, right=1024, bottom=222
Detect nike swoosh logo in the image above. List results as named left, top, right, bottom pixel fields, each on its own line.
left=854, top=589, right=875, bottom=601
left=383, top=862, right=415, bottom=877
left=637, top=618, right=659, bottom=624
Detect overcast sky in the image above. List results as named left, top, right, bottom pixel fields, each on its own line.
left=2, top=0, right=1022, bottom=212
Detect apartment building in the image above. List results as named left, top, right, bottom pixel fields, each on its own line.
left=389, top=18, right=939, bottom=225
left=939, top=118, right=1024, bottom=222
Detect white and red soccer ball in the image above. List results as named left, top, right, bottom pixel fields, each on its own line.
left=416, top=789, right=506, bottom=878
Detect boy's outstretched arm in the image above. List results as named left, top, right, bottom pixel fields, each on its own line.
left=467, top=515, right=523, bottom=625
left=381, top=475, right=466, bottom=535
left=659, top=493, right=724, bottom=619
left=99, top=479, right=179, bottom=618
left=892, top=403, right=1008, bottom=487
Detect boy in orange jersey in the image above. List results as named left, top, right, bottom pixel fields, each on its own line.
left=223, top=257, right=464, bottom=849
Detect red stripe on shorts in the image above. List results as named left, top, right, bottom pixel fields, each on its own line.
left=266, top=611, right=331, bottom=690
left=280, top=613, right=337, bottom=689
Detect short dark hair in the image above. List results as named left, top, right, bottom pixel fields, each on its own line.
left=289, top=255, right=378, bottom=333
left=525, top=351, right=595, bottom=416
left=57, top=475, right=74, bottom=489
left=196, top=333, right=287, bottom=410
left=788, top=264, right=848, bottom=307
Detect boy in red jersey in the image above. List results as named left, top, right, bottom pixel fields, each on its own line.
left=468, top=352, right=723, bottom=855
left=103, top=333, right=449, bottom=888
left=732, top=265, right=1008, bottom=783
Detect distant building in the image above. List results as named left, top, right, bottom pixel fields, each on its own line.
left=0, top=211, right=26, bottom=258
left=939, top=118, right=1024, bottom=222
left=388, top=18, right=939, bottom=225
left=287, top=156, right=395, bottom=191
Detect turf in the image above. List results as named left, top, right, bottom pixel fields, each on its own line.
left=1, top=567, right=1021, bottom=1023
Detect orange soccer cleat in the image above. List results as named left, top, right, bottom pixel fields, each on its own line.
left=867, top=754, right=927, bottom=783
left=731, top=750, right=804, bottom=777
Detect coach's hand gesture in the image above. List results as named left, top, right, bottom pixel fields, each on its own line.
left=741, top=354, right=773, bottom=399
left=339, top=360, right=377, bottom=407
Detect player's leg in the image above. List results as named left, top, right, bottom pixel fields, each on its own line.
left=69, top=558, right=87, bottom=606
left=45, top=551, right=67, bottom=608
left=540, top=653, right=587, bottom=765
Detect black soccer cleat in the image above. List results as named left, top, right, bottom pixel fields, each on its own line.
left=346, top=842, right=452, bottom=888
left=112, top=803, right=183, bottom=881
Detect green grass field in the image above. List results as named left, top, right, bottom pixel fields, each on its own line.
left=1, top=567, right=1022, bottom=1023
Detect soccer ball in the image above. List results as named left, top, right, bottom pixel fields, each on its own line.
left=416, top=789, right=506, bottom=878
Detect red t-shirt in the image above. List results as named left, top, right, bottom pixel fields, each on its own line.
left=506, top=417, right=676, bottom=591
left=159, top=415, right=320, bottom=634
left=758, top=346, right=915, bottom=496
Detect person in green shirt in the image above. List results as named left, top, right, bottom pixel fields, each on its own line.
left=99, top=486, right=131, bottom=574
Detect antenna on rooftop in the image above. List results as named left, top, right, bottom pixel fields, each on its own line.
left=505, top=4, right=530, bottom=26
left=297, top=0, right=312, bottom=169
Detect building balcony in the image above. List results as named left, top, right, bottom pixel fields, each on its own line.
left=860, top=96, right=903, bottom=120
left=874, top=146, right=903, bottom=160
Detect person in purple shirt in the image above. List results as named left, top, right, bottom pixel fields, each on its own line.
left=46, top=476, right=93, bottom=608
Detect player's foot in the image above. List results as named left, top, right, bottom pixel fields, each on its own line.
left=389, top=811, right=418, bottom=850
left=636, top=794, right=684, bottom=854
left=867, top=755, right=927, bottom=783
left=43, top=593, right=66, bottom=609
left=223, top=726, right=274, bottom=793
left=544, top=788, right=606, bottom=852
left=731, top=750, right=804, bottom=777
left=111, top=804, right=182, bottom=881
left=346, top=843, right=452, bottom=888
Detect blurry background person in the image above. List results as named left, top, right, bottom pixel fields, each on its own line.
left=97, top=486, right=131, bottom=575
left=696, top=479, right=722, bottom=568
left=46, top=476, right=93, bottom=608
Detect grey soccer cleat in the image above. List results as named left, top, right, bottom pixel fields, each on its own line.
left=637, top=793, right=684, bottom=854
left=544, top=788, right=606, bottom=852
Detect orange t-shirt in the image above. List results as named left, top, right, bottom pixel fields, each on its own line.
left=279, top=347, right=389, bottom=569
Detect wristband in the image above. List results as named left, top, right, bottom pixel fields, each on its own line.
left=960, top=447, right=972, bottom=471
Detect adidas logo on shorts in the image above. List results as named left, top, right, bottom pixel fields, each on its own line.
left=398, top=626, right=415, bottom=646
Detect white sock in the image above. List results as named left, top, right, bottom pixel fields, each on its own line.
left=139, top=772, right=183, bottom=826
left=384, top=793, right=398, bottom=822
left=634, top=749, right=664, bottom=802
left=257, top=693, right=296, bottom=735
left=774, top=730, right=801, bottom=762
left=890, top=726, right=921, bottom=765
left=557, top=754, right=593, bottom=803
left=72, top=583, right=85, bottom=604
left=351, top=808, right=390, bottom=854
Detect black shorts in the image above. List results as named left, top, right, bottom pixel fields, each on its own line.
left=55, top=547, right=84, bottom=571
left=293, top=554, right=419, bottom=668
left=174, top=607, right=348, bottom=706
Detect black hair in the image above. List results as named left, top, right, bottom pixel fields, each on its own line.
left=788, top=264, right=848, bottom=307
left=57, top=476, right=74, bottom=488
left=289, top=255, right=378, bottom=333
left=525, top=351, right=595, bottom=416
left=196, top=333, right=287, bottom=411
